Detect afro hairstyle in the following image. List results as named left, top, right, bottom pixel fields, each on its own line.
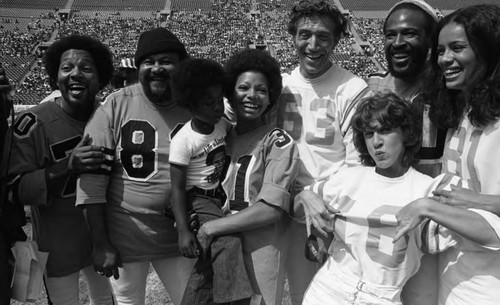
left=44, top=35, right=114, bottom=90
left=224, top=48, right=282, bottom=112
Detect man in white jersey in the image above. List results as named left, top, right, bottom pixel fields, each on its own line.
left=272, top=1, right=370, bottom=303
left=75, top=28, right=195, bottom=305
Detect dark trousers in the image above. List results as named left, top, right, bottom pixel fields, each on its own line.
left=181, top=194, right=253, bottom=305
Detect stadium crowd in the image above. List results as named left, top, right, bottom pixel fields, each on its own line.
left=1, top=0, right=500, bottom=305
left=2, top=0, right=383, bottom=105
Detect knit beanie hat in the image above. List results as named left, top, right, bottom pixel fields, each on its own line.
left=386, top=0, right=440, bottom=23
left=134, top=28, right=187, bottom=65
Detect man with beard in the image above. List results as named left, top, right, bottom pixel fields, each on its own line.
left=76, top=28, right=195, bottom=305
left=367, top=2, right=444, bottom=305
left=367, top=0, right=445, bottom=177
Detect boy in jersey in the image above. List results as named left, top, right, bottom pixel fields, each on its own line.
left=3, top=35, right=115, bottom=304
left=273, top=1, right=370, bottom=302
left=76, top=28, right=195, bottom=305
left=295, top=92, right=500, bottom=304
left=168, top=58, right=252, bottom=304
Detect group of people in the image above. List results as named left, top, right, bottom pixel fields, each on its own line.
left=0, top=1, right=500, bottom=305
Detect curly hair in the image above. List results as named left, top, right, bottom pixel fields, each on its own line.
left=351, top=91, right=421, bottom=167
left=224, top=49, right=282, bottom=112
left=44, top=35, right=114, bottom=90
left=169, top=58, right=226, bottom=110
left=428, top=4, right=500, bottom=129
left=287, top=0, right=348, bottom=40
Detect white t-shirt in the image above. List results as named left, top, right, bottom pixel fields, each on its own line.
left=169, top=118, right=231, bottom=190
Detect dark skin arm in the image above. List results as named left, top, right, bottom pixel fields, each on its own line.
left=68, top=134, right=106, bottom=174
left=394, top=197, right=500, bottom=248
left=197, top=201, right=283, bottom=259
left=433, top=185, right=500, bottom=216
left=82, top=204, right=121, bottom=279
left=170, top=163, right=198, bottom=258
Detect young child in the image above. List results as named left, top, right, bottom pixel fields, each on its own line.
left=294, top=91, right=478, bottom=305
left=168, top=58, right=252, bottom=305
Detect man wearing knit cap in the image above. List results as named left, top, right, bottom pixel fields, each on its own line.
left=76, top=28, right=195, bottom=305
left=367, top=2, right=444, bottom=305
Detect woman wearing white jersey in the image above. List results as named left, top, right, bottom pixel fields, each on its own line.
left=397, top=4, right=500, bottom=305
left=295, top=91, right=500, bottom=305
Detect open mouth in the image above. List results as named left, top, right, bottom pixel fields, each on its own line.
left=68, top=83, right=86, bottom=96
left=391, top=52, right=410, bottom=62
left=444, top=67, right=462, bottom=80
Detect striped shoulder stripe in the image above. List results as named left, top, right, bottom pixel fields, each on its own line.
left=340, top=86, right=371, bottom=133
left=434, top=173, right=461, bottom=192
left=90, top=147, right=115, bottom=175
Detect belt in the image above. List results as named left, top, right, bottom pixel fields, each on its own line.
left=189, top=186, right=219, bottom=198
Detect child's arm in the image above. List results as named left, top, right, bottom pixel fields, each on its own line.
left=170, top=163, right=199, bottom=258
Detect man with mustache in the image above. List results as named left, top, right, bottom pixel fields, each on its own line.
left=367, top=0, right=445, bottom=177
left=76, top=28, right=195, bottom=305
left=367, top=2, right=445, bottom=305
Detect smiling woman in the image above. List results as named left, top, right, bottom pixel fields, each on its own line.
left=4, top=35, right=115, bottom=305
left=424, top=4, right=500, bottom=305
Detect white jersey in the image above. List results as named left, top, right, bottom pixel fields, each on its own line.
left=439, top=115, right=500, bottom=305
left=274, top=64, right=369, bottom=183
left=305, top=167, right=459, bottom=304
left=169, top=118, right=231, bottom=190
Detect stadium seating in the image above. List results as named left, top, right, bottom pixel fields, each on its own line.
left=0, top=0, right=496, bottom=105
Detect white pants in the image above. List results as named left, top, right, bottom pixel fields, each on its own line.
left=110, top=256, right=196, bottom=305
left=303, top=259, right=400, bottom=305
left=45, top=265, right=114, bottom=305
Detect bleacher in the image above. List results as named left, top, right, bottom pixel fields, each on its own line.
left=171, top=0, right=212, bottom=12
left=72, top=0, right=165, bottom=11
left=0, top=0, right=67, bottom=10
left=1, top=0, right=498, bottom=106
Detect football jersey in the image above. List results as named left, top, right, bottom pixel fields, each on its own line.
left=220, top=124, right=312, bottom=305
left=307, top=167, right=459, bottom=303
left=438, top=115, right=500, bottom=305
left=367, top=71, right=446, bottom=178
left=169, top=118, right=231, bottom=190
left=76, top=83, right=191, bottom=262
left=5, top=101, right=92, bottom=277
left=273, top=64, right=369, bottom=183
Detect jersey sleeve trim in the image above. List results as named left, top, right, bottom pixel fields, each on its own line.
left=255, top=183, right=291, bottom=212
left=76, top=173, right=109, bottom=206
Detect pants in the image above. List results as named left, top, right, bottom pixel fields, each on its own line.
left=303, top=258, right=400, bottom=305
left=44, top=265, right=114, bottom=305
left=111, top=256, right=195, bottom=305
left=284, top=220, right=319, bottom=305
left=181, top=194, right=253, bottom=304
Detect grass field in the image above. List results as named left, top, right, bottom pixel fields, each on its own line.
left=11, top=220, right=293, bottom=305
